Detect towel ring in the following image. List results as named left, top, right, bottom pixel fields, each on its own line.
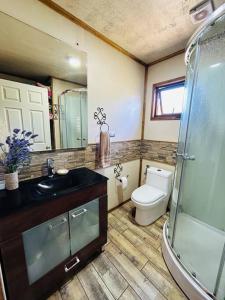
left=100, top=122, right=109, bottom=132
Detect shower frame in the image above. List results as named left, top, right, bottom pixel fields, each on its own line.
left=162, top=3, right=225, bottom=300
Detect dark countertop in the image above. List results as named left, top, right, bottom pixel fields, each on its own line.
left=0, top=167, right=108, bottom=219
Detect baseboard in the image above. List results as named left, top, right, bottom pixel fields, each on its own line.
left=108, top=199, right=131, bottom=213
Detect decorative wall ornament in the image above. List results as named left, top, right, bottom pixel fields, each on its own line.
left=94, top=107, right=110, bottom=131
left=114, top=163, right=123, bottom=178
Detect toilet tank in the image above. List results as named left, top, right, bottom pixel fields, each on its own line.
left=146, top=167, right=173, bottom=194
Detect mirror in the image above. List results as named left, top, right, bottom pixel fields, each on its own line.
left=0, top=12, right=87, bottom=151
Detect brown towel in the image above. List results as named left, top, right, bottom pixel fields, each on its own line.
left=99, top=131, right=111, bottom=168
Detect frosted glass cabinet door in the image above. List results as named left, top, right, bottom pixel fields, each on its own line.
left=69, top=198, right=100, bottom=255
left=22, top=213, right=70, bottom=285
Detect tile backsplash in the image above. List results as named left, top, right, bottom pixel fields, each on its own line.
left=19, top=140, right=141, bottom=180
left=0, top=139, right=177, bottom=181
left=141, top=140, right=177, bottom=166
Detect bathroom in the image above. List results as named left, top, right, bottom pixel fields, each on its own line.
left=0, top=0, right=225, bottom=299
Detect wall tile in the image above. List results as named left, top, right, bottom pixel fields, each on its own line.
left=141, top=140, right=177, bottom=166
left=18, top=140, right=141, bottom=181
left=0, top=139, right=178, bottom=182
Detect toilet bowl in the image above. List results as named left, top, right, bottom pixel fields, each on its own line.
left=131, top=167, right=173, bottom=226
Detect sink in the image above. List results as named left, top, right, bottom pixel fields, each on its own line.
left=31, top=168, right=103, bottom=198
left=36, top=176, right=78, bottom=194
left=35, top=175, right=82, bottom=195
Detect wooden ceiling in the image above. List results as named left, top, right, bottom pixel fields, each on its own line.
left=39, top=0, right=225, bottom=65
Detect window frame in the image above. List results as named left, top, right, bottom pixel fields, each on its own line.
left=151, top=76, right=185, bottom=121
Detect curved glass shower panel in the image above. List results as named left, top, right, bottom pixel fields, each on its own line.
left=168, top=47, right=199, bottom=244
left=172, top=14, right=225, bottom=297
left=59, top=90, right=87, bottom=149
left=80, top=91, right=88, bottom=148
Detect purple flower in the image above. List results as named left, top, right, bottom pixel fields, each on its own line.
left=13, top=128, right=20, bottom=134
left=25, top=131, right=32, bottom=137
left=0, top=129, right=38, bottom=173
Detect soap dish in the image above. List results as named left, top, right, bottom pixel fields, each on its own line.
left=57, top=169, right=69, bottom=175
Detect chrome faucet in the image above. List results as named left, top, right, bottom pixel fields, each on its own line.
left=47, top=158, right=55, bottom=177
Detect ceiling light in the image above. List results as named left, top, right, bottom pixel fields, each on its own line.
left=67, top=56, right=81, bottom=68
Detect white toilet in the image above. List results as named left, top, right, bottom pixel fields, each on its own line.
left=131, top=167, right=173, bottom=226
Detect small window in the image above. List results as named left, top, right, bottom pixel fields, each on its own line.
left=151, top=77, right=185, bottom=120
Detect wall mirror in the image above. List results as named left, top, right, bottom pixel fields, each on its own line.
left=0, top=12, right=87, bottom=151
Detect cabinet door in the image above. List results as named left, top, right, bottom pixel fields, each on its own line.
left=69, top=198, right=99, bottom=255
left=22, top=213, right=70, bottom=284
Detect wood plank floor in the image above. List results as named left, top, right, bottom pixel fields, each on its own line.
left=48, top=201, right=187, bottom=300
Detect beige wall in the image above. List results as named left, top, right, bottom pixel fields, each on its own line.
left=0, top=0, right=144, bottom=210
left=144, top=54, right=186, bottom=142
left=0, top=0, right=145, bottom=144
left=141, top=54, right=185, bottom=185
left=97, top=160, right=140, bottom=210
left=0, top=1, right=183, bottom=209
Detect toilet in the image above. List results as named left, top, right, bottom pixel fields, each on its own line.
left=131, top=167, right=173, bottom=226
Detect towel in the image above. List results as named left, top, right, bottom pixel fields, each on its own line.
left=99, top=131, right=111, bottom=168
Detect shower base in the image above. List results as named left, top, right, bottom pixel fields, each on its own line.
left=162, top=220, right=213, bottom=300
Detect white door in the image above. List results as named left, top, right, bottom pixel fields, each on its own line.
left=0, top=79, right=51, bottom=151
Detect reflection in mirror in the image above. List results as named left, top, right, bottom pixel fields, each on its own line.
left=59, top=89, right=87, bottom=149
left=0, top=12, right=87, bottom=152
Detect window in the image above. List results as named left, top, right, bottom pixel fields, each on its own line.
left=151, top=77, right=185, bottom=120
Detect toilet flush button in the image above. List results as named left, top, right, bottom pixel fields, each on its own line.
left=157, top=169, right=162, bottom=172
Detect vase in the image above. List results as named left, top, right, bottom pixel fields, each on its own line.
left=5, top=171, right=19, bottom=190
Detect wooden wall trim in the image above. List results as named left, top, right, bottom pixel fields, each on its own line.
left=148, top=49, right=185, bottom=66
left=139, top=66, right=148, bottom=186
left=38, top=0, right=147, bottom=66
left=141, top=66, right=148, bottom=140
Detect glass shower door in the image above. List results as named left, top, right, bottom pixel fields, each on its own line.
left=80, top=91, right=88, bottom=148
left=59, top=90, right=88, bottom=149
left=60, top=91, right=82, bottom=148
left=172, top=15, right=225, bottom=297
left=168, top=46, right=199, bottom=244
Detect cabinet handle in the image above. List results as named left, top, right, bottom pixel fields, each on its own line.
left=76, top=138, right=81, bottom=140
left=48, top=217, right=67, bottom=230
left=64, top=256, right=80, bottom=272
left=71, top=208, right=87, bottom=219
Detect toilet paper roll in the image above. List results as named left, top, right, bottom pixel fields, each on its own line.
left=119, top=176, right=128, bottom=190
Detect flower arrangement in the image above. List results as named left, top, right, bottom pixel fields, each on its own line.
left=0, top=129, right=38, bottom=174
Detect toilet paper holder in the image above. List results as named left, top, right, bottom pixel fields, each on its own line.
left=114, top=163, right=129, bottom=182
left=116, top=175, right=129, bottom=183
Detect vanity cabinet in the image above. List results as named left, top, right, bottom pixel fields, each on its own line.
left=0, top=169, right=107, bottom=300
left=22, top=212, right=71, bottom=285
left=69, top=198, right=99, bottom=255
left=22, top=198, right=100, bottom=286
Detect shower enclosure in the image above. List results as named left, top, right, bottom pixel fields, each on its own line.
left=59, top=89, right=87, bottom=149
left=162, top=4, right=225, bottom=300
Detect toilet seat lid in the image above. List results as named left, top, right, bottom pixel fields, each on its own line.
left=132, top=185, right=165, bottom=204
